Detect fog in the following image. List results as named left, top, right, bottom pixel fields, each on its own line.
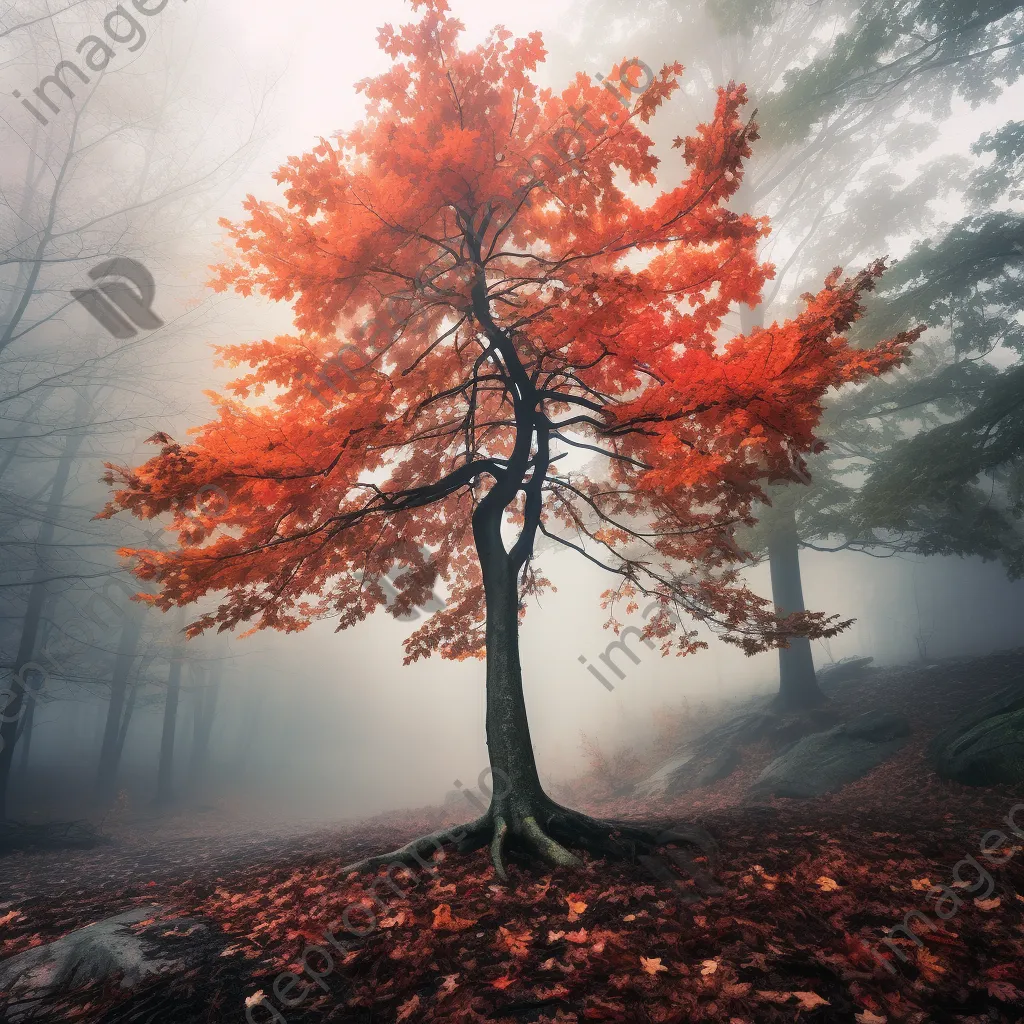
left=3, top=0, right=1023, bottom=829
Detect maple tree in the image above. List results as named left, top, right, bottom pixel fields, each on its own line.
left=100, top=0, right=920, bottom=877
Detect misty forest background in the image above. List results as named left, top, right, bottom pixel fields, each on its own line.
left=1, top=0, right=1023, bottom=828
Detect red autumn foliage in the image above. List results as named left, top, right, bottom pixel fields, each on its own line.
left=98, top=0, right=920, bottom=667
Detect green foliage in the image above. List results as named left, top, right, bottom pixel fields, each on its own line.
left=761, top=0, right=1024, bottom=147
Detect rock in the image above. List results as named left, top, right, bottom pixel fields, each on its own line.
left=934, top=706, right=1024, bottom=786
left=692, top=746, right=742, bottom=788
left=750, top=712, right=911, bottom=798
left=633, top=704, right=837, bottom=798
left=0, top=906, right=221, bottom=1012
left=929, top=682, right=1024, bottom=765
left=817, top=657, right=875, bottom=692
left=633, top=752, right=696, bottom=798
left=840, top=710, right=911, bottom=743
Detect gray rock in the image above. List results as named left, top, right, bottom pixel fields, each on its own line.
left=634, top=752, right=696, bottom=798
left=687, top=746, right=742, bottom=791
left=840, top=710, right=911, bottom=743
left=0, top=905, right=219, bottom=1011
left=934, top=706, right=1024, bottom=786
left=818, top=656, right=875, bottom=692
left=929, top=682, right=1024, bottom=764
left=750, top=713, right=911, bottom=798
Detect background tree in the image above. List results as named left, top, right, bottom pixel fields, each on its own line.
left=850, top=123, right=1024, bottom=576
left=0, top=0, right=266, bottom=820
left=101, top=0, right=919, bottom=874
left=561, top=0, right=1024, bottom=706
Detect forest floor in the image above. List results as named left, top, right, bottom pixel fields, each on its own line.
left=1, top=649, right=1024, bottom=1024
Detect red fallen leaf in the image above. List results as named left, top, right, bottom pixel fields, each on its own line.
left=536, top=984, right=571, bottom=999
left=565, top=928, right=589, bottom=944
left=492, top=975, right=516, bottom=991
left=498, top=926, right=533, bottom=958
left=916, top=948, right=945, bottom=983
left=396, top=995, right=420, bottom=1021
left=985, top=980, right=1022, bottom=1002
left=432, top=904, right=476, bottom=932
left=722, top=982, right=751, bottom=997
left=566, top=895, right=588, bottom=922
left=438, top=974, right=459, bottom=997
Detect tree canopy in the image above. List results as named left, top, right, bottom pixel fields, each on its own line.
left=100, top=0, right=919, bottom=668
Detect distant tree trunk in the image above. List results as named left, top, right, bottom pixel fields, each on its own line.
left=739, top=303, right=824, bottom=709
left=232, top=685, right=264, bottom=775
left=113, top=679, right=140, bottom=768
left=16, top=700, right=34, bottom=778
left=0, top=400, right=87, bottom=820
left=155, top=649, right=183, bottom=806
left=768, top=514, right=824, bottom=708
left=96, top=606, right=144, bottom=802
left=187, top=663, right=222, bottom=795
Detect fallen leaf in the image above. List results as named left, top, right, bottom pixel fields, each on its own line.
left=244, top=991, right=266, bottom=1009
left=910, top=878, right=932, bottom=892
left=432, top=904, right=476, bottom=932
left=640, top=957, right=668, bottom=975
left=701, top=960, right=719, bottom=976
left=793, top=992, right=829, bottom=1010
left=492, top=975, right=515, bottom=991
left=565, top=928, right=589, bottom=944
left=817, top=876, right=840, bottom=892
left=498, top=926, right=533, bottom=959
left=985, top=979, right=1021, bottom=1001
left=855, top=1012, right=886, bottom=1023
left=917, top=948, right=945, bottom=983
left=723, top=982, right=752, bottom=997
left=396, top=995, right=420, bottom=1021
left=974, top=897, right=1001, bottom=910
left=439, top=974, right=459, bottom=997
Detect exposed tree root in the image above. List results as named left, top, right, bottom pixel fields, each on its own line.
left=341, top=794, right=719, bottom=890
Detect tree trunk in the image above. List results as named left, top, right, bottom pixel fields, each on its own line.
left=155, top=649, right=183, bottom=806
left=96, top=606, right=144, bottom=801
left=113, top=678, right=140, bottom=768
left=187, top=663, right=222, bottom=795
left=16, top=700, right=34, bottom=779
left=768, top=512, right=824, bottom=708
left=478, top=524, right=545, bottom=815
left=739, top=303, right=824, bottom=709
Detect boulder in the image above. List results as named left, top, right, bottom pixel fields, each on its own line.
left=0, top=906, right=221, bottom=1012
left=750, top=711, right=911, bottom=798
left=929, top=681, right=1024, bottom=769
left=817, top=656, right=875, bottom=693
left=633, top=752, right=696, bottom=798
left=934, top=705, right=1024, bottom=786
left=633, top=704, right=839, bottom=798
